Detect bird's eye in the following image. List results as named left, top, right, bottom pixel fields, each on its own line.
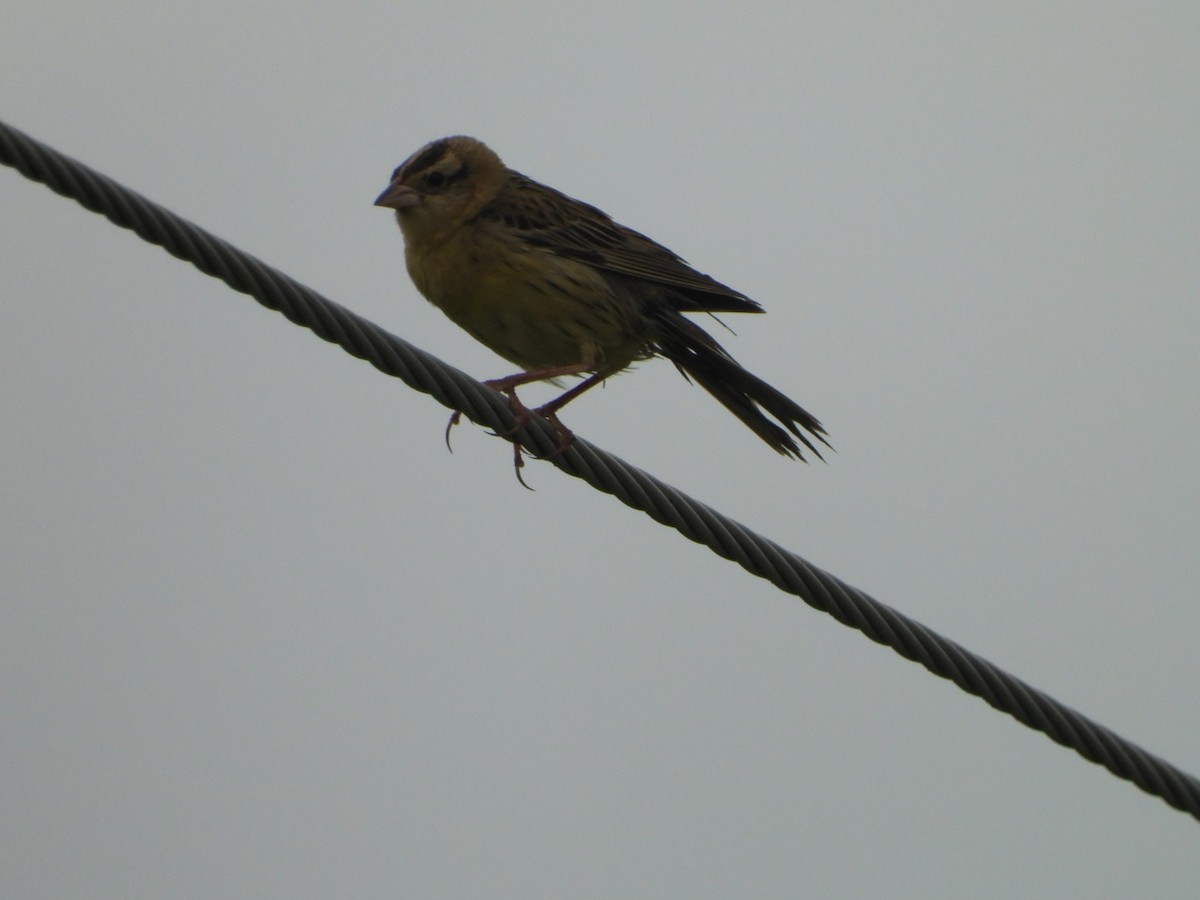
left=424, top=171, right=447, bottom=189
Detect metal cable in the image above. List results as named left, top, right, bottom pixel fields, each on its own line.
left=4, top=117, right=1198, bottom=822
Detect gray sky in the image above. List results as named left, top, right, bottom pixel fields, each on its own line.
left=3, top=3, right=1199, bottom=897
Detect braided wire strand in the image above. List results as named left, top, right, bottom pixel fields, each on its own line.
left=3, top=118, right=1198, bottom=821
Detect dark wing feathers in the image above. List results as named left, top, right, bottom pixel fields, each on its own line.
left=480, top=171, right=764, bottom=315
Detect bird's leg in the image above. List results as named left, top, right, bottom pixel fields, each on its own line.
left=484, top=362, right=597, bottom=400
left=531, top=370, right=612, bottom=458
left=443, top=362, right=596, bottom=461
left=484, top=362, right=596, bottom=435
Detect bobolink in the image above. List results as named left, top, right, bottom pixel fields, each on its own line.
left=375, top=136, right=827, bottom=464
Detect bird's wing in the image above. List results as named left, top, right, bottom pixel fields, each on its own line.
left=480, top=172, right=764, bottom=314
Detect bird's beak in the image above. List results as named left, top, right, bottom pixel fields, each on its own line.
left=374, top=181, right=421, bottom=210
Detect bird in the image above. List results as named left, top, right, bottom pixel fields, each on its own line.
left=374, top=136, right=827, bottom=474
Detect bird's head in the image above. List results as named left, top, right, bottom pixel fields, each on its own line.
left=374, top=136, right=507, bottom=243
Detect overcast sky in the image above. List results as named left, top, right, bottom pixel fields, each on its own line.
left=3, top=3, right=1199, bottom=897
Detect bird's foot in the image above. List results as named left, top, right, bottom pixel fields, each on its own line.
left=485, top=381, right=534, bottom=438
left=443, top=379, right=532, bottom=448
left=442, top=379, right=578, bottom=488
left=484, top=382, right=541, bottom=488
left=528, top=407, right=577, bottom=460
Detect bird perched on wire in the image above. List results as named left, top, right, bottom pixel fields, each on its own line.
left=375, top=136, right=827, bottom=474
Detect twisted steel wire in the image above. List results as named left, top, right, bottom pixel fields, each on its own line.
left=3, top=118, right=1198, bottom=821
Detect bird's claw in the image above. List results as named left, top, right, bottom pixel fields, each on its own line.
left=442, top=387, right=560, bottom=488
left=444, top=410, right=462, bottom=451
left=511, top=442, right=534, bottom=490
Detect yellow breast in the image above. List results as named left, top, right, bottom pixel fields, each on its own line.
left=406, top=228, right=647, bottom=373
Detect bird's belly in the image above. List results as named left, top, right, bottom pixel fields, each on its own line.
left=414, top=249, right=647, bottom=373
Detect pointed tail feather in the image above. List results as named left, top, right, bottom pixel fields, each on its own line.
left=653, top=314, right=828, bottom=461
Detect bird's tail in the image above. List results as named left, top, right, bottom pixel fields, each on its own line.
left=653, top=313, right=829, bottom=461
